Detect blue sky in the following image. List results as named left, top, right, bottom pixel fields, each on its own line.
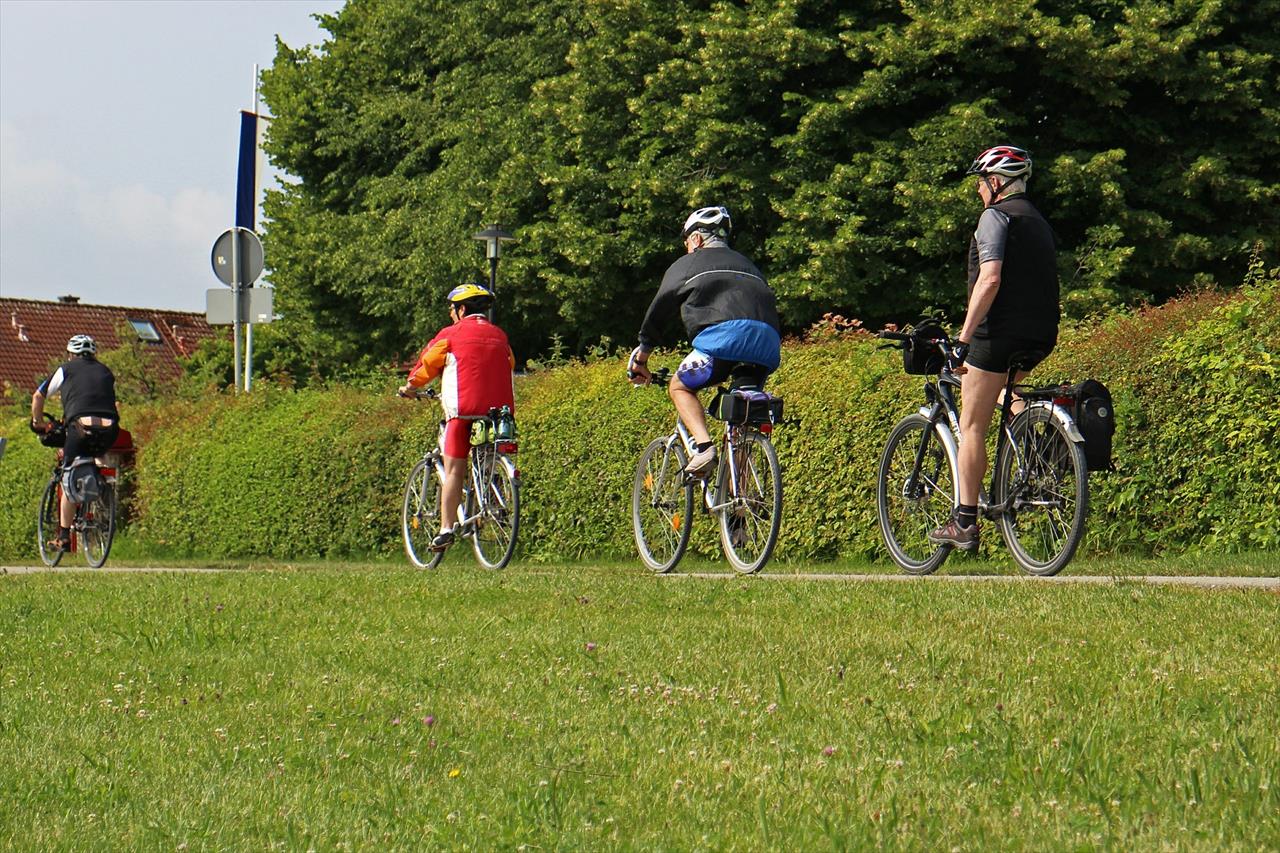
left=0, top=0, right=345, bottom=311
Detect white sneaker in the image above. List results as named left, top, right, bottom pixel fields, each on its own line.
left=684, top=445, right=716, bottom=477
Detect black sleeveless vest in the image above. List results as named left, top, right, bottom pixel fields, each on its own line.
left=966, top=194, right=1059, bottom=343
left=59, top=357, right=119, bottom=420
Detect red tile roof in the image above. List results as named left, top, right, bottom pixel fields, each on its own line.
left=1, top=297, right=225, bottom=394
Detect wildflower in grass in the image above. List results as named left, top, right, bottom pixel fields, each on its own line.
left=766, top=703, right=778, bottom=714
left=823, top=746, right=836, bottom=757
left=391, top=717, right=401, bottom=726
left=449, top=767, right=461, bottom=778
left=586, top=642, right=597, bottom=652
left=423, top=715, right=436, bottom=727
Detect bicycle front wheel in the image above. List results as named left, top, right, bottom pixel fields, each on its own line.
left=37, top=477, right=63, bottom=568
left=993, top=405, right=1089, bottom=576
left=80, top=480, right=116, bottom=568
left=717, top=431, right=782, bottom=575
left=632, top=437, right=693, bottom=573
left=402, top=456, right=445, bottom=569
left=471, top=454, right=520, bottom=570
left=877, top=414, right=957, bottom=575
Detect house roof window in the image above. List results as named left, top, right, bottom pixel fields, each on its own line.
left=129, top=319, right=162, bottom=342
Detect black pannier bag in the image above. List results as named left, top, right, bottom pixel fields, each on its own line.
left=710, top=388, right=784, bottom=425
left=1065, top=379, right=1115, bottom=472
left=903, top=322, right=946, bottom=375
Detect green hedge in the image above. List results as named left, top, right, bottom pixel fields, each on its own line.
left=1, top=275, right=1275, bottom=563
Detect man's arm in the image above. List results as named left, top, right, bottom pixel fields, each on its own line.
left=959, top=260, right=1002, bottom=345
left=399, top=334, right=450, bottom=395
left=637, top=265, right=686, bottom=352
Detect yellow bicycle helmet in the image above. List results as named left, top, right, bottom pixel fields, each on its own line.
left=447, top=283, right=493, bottom=303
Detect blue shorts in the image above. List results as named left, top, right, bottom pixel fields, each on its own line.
left=675, top=350, right=769, bottom=391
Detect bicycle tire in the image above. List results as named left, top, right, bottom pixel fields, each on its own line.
left=632, top=436, right=694, bottom=573
left=81, top=479, right=116, bottom=568
left=877, top=414, right=957, bottom=575
left=993, top=405, right=1089, bottom=576
left=716, top=431, right=782, bottom=574
left=37, top=476, right=63, bottom=568
left=471, top=453, right=520, bottom=570
left=402, top=455, right=445, bottom=569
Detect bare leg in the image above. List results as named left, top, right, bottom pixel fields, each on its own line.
left=669, top=376, right=711, bottom=445
left=439, top=454, right=467, bottom=532
left=60, top=494, right=75, bottom=529
left=958, top=366, right=1031, bottom=506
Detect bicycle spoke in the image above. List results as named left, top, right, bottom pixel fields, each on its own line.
left=718, top=432, right=781, bottom=574
left=996, top=406, right=1089, bottom=576
left=877, top=415, right=956, bottom=575
left=633, top=437, right=693, bottom=573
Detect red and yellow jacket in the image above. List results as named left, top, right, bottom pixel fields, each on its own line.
left=406, top=314, right=516, bottom=418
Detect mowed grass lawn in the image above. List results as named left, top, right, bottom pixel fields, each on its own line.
left=1, top=562, right=1276, bottom=850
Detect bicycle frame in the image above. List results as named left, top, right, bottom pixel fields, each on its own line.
left=668, top=417, right=759, bottom=513
left=910, top=363, right=1083, bottom=520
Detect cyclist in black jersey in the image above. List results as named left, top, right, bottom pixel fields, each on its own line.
left=628, top=206, right=782, bottom=477
left=30, top=334, right=120, bottom=553
left=929, top=146, right=1060, bottom=551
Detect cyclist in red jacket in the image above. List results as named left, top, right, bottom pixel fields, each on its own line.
left=399, top=284, right=515, bottom=551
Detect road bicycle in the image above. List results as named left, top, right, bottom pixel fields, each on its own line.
left=875, top=326, right=1089, bottom=576
left=631, top=367, right=784, bottom=574
left=400, top=389, right=520, bottom=570
left=34, top=415, right=118, bottom=568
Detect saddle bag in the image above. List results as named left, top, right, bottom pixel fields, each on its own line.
left=1064, top=379, right=1116, bottom=472
left=710, top=388, right=784, bottom=425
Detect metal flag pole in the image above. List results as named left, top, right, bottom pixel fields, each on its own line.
left=245, top=64, right=259, bottom=392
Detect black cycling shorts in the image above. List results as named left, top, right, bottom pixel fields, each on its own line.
left=966, top=337, right=1055, bottom=374
left=64, top=420, right=119, bottom=463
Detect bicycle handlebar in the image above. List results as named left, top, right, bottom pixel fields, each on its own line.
left=398, top=387, right=438, bottom=401
left=628, top=366, right=672, bottom=386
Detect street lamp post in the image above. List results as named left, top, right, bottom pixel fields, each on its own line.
left=472, top=224, right=515, bottom=318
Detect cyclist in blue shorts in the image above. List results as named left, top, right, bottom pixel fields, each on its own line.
left=628, top=206, right=782, bottom=477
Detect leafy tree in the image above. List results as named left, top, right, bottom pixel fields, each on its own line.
left=260, top=0, right=1278, bottom=379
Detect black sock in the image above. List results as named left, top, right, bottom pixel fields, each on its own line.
left=695, top=441, right=714, bottom=453
left=957, top=504, right=978, bottom=528
left=58, top=526, right=71, bottom=540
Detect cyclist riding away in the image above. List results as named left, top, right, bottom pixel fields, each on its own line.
left=929, top=145, right=1060, bottom=551
left=399, top=284, right=515, bottom=552
left=30, top=334, right=121, bottom=553
left=628, top=206, right=782, bottom=477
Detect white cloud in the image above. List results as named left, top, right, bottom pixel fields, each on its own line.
left=0, top=120, right=231, bottom=309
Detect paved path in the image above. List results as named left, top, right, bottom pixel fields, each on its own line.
left=3, top=564, right=1275, bottom=590
left=1, top=565, right=226, bottom=575
left=677, top=572, right=1279, bottom=590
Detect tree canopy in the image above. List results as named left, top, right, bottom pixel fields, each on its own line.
left=259, top=0, right=1279, bottom=378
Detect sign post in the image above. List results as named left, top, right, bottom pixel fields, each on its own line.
left=210, top=226, right=265, bottom=391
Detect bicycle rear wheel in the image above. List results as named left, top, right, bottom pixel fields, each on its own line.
left=993, top=405, right=1089, bottom=576
left=632, top=437, right=693, bottom=573
left=470, top=453, right=520, bottom=570
left=716, top=431, right=782, bottom=574
left=877, top=414, right=957, bottom=575
left=37, top=477, right=63, bottom=568
left=402, top=455, right=445, bottom=569
left=80, top=479, right=116, bottom=568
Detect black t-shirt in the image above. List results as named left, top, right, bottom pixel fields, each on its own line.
left=966, top=194, right=1059, bottom=343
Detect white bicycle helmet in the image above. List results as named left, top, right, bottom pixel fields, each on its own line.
left=966, top=145, right=1032, bottom=179
left=681, top=206, right=732, bottom=239
left=66, top=334, right=97, bottom=355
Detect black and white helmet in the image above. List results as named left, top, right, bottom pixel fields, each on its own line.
left=682, top=206, right=732, bottom=239
left=66, top=334, right=96, bottom=355
left=966, top=145, right=1032, bottom=179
